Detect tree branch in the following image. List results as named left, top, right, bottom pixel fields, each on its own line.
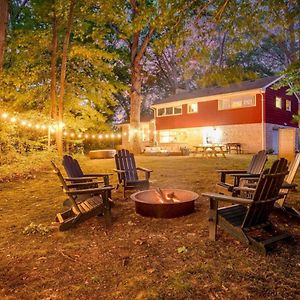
left=136, top=27, right=154, bottom=62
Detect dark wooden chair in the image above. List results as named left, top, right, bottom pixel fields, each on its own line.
left=277, top=153, right=300, bottom=217
left=62, top=155, right=112, bottom=187
left=202, top=158, right=291, bottom=254
left=216, top=150, right=267, bottom=194
left=114, top=149, right=152, bottom=198
left=51, top=161, right=113, bottom=231
left=239, top=153, right=300, bottom=217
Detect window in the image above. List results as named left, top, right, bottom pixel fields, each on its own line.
left=231, top=99, right=243, bottom=108
left=188, top=103, right=198, bottom=113
left=157, top=108, right=165, bottom=116
left=275, top=97, right=282, bottom=109
left=218, top=95, right=256, bottom=110
left=160, top=131, right=172, bottom=143
left=174, top=106, right=182, bottom=114
left=286, top=100, right=291, bottom=112
left=165, top=107, right=173, bottom=115
left=156, top=105, right=182, bottom=117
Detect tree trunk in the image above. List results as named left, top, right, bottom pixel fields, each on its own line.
left=57, top=0, right=75, bottom=156
left=130, top=59, right=142, bottom=154
left=0, top=0, right=9, bottom=73
left=129, top=24, right=154, bottom=154
left=50, top=7, right=58, bottom=120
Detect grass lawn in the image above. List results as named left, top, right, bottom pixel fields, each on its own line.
left=0, top=154, right=300, bottom=299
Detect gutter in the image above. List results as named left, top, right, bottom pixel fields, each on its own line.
left=260, top=91, right=266, bottom=150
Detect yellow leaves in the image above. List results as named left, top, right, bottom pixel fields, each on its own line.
left=70, top=45, right=118, bottom=61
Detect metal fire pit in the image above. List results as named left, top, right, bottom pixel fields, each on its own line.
left=131, top=189, right=199, bottom=218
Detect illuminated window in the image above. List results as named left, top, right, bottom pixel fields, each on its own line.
left=218, top=96, right=255, bottom=110
left=286, top=100, right=291, bottom=111
left=275, top=97, right=282, bottom=109
left=165, top=107, right=173, bottom=115
left=188, top=103, right=198, bottom=113
left=160, top=131, right=172, bottom=143
left=157, top=108, right=165, bottom=116
left=231, top=99, right=243, bottom=108
left=174, top=106, right=182, bottom=114
left=157, top=105, right=182, bottom=117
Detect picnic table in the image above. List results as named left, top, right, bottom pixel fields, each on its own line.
left=193, top=144, right=226, bottom=158
left=225, top=142, right=242, bottom=154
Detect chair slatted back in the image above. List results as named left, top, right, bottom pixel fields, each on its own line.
left=242, top=158, right=288, bottom=228
left=62, top=155, right=84, bottom=178
left=277, top=153, right=300, bottom=206
left=248, top=150, right=267, bottom=174
left=285, top=153, right=300, bottom=184
left=51, top=161, right=81, bottom=210
left=115, top=149, right=138, bottom=183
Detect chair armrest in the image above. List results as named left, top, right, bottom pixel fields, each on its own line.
left=82, top=173, right=113, bottom=177
left=216, top=170, right=247, bottom=174
left=65, top=186, right=114, bottom=195
left=229, top=173, right=260, bottom=179
left=201, top=192, right=253, bottom=205
left=66, top=181, right=104, bottom=188
left=233, top=186, right=256, bottom=193
left=113, top=169, right=125, bottom=173
left=281, top=182, right=297, bottom=189
left=65, top=176, right=97, bottom=181
left=137, top=167, right=152, bottom=173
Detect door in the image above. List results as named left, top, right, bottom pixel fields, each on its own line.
left=272, top=129, right=279, bottom=154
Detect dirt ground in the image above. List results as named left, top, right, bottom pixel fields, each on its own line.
left=0, top=154, right=299, bottom=300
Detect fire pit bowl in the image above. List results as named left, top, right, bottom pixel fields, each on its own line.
left=131, top=188, right=199, bottom=218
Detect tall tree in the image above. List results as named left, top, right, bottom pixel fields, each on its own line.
left=99, top=0, right=203, bottom=153
left=57, top=0, right=75, bottom=156
left=1, top=0, right=121, bottom=155
left=0, top=0, right=9, bottom=72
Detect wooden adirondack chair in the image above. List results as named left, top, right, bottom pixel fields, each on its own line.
left=202, top=158, right=291, bottom=254
left=276, top=153, right=300, bottom=216
left=51, top=161, right=113, bottom=231
left=216, top=150, right=267, bottom=194
left=62, top=155, right=112, bottom=187
left=236, top=153, right=300, bottom=217
left=114, top=149, right=152, bottom=198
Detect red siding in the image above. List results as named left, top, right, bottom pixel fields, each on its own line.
left=265, top=86, right=298, bottom=127
left=156, top=94, right=262, bottom=130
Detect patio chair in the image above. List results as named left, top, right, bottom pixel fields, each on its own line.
left=62, top=155, right=112, bottom=187
left=216, top=150, right=267, bottom=194
left=51, top=161, right=113, bottom=231
left=202, top=158, right=291, bottom=254
left=277, top=153, right=300, bottom=217
left=237, top=153, right=300, bottom=217
left=114, top=149, right=152, bottom=198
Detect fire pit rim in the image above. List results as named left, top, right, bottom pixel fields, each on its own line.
left=130, top=188, right=199, bottom=204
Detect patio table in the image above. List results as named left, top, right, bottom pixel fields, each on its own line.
left=225, top=142, right=242, bottom=154
left=193, top=144, right=226, bottom=158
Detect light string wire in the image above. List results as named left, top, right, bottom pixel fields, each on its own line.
left=0, top=110, right=126, bottom=140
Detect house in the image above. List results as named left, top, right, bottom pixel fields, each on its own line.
left=120, top=76, right=299, bottom=153
left=119, top=112, right=156, bottom=150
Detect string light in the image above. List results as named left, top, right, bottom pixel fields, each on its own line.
left=0, top=109, right=123, bottom=141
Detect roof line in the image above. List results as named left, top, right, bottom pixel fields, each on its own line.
left=261, top=75, right=284, bottom=90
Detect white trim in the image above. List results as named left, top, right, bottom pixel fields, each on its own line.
left=187, top=103, right=198, bottom=114
left=261, top=75, right=283, bottom=90
left=157, top=105, right=182, bottom=117
left=218, top=95, right=256, bottom=110
left=152, top=89, right=261, bottom=108
left=261, top=92, right=266, bottom=150
left=288, top=82, right=300, bottom=103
